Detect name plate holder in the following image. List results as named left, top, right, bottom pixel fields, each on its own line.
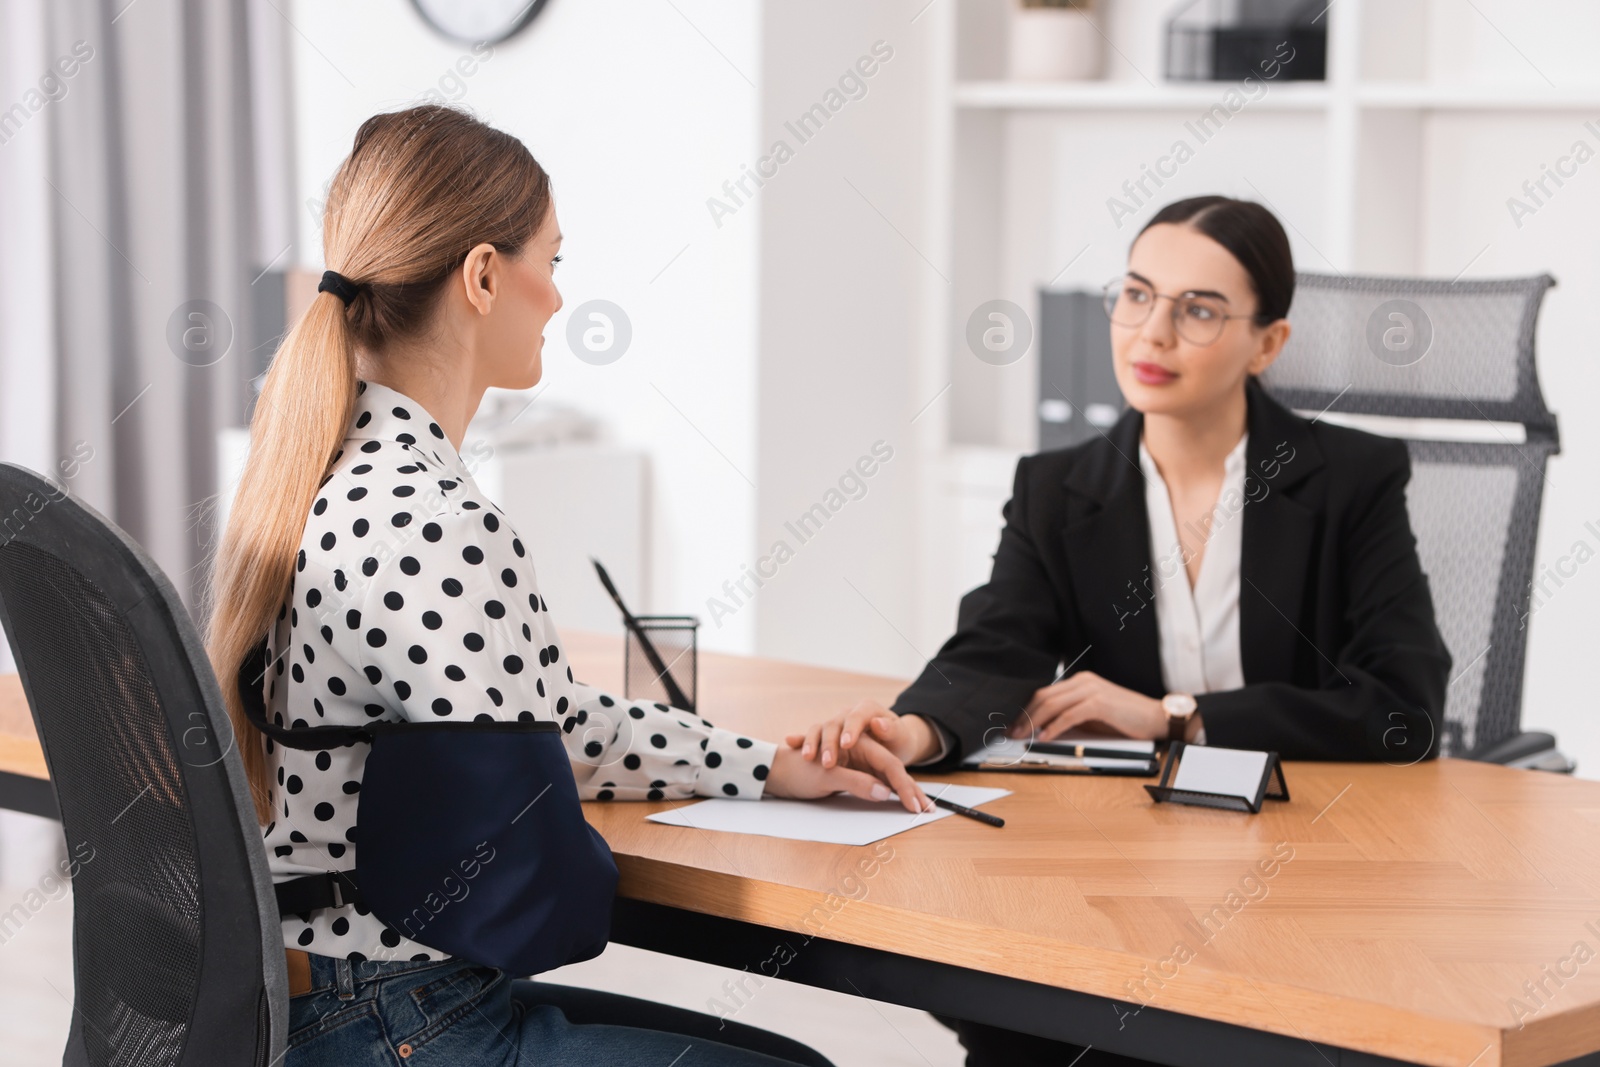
left=1145, top=742, right=1290, bottom=815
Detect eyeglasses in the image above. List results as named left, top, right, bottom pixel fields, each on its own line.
left=1101, top=276, right=1253, bottom=347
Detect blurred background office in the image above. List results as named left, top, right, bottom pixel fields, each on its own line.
left=3, top=1, right=1600, bottom=1062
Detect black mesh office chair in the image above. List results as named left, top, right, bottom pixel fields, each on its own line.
left=0, top=463, right=287, bottom=1065
left=1262, top=271, right=1573, bottom=771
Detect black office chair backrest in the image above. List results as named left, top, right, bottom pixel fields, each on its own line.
left=0, top=463, right=286, bottom=1066
left=1262, top=272, right=1559, bottom=756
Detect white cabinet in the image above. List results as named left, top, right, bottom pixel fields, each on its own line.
left=472, top=442, right=647, bottom=638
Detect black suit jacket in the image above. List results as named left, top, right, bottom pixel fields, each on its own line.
left=894, top=378, right=1452, bottom=768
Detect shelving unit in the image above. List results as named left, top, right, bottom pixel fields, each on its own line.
left=951, top=80, right=1332, bottom=110
left=1355, top=84, right=1600, bottom=110
left=908, top=0, right=1600, bottom=652
left=953, top=80, right=1600, bottom=114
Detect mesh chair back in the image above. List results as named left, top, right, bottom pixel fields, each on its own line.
left=1263, top=272, right=1557, bottom=435
left=1262, top=273, right=1559, bottom=756
left=0, top=463, right=286, bottom=1067
left=1398, top=439, right=1554, bottom=754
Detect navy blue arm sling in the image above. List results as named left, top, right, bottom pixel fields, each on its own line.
left=236, top=637, right=618, bottom=975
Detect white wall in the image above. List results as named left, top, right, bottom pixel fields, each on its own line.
left=288, top=0, right=764, bottom=653
left=750, top=7, right=932, bottom=678
left=286, top=0, right=936, bottom=680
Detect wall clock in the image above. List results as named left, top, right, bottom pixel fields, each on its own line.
left=409, top=0, right=550, bottom=45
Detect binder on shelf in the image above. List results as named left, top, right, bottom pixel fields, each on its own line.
left=1144, top=742, right=1290, bottom=814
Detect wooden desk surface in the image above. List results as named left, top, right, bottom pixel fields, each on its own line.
left=4, top=631, right=1600, bottom=1067
left=0, top=672, right=45, bottom=780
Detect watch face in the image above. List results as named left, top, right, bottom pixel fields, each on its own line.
left=1163, top=693, right=1196, bottom=717
left=410, top=0, right=549, bottom=44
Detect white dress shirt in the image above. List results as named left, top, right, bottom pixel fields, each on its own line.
left=1141, top=432, right=1249, bottom=742
left=912, top=433, right=1248, bottom=764
left=262, top=380, right=777, bottom=962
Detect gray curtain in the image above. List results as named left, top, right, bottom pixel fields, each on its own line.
left=42, top=0, right=290, bottom=621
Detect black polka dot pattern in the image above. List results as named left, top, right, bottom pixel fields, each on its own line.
left=259, top=381, right=776, bottom=965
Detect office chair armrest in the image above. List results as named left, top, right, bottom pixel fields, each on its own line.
left=1465, top=730, right=1576, bottom=773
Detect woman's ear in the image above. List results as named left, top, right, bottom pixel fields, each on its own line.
left=460, top=242, right=499, bottom=316
left=1248, top=318, right=1291, bottom=376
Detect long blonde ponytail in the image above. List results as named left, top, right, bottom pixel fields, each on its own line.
left=205, top=105, right=551, bottom=822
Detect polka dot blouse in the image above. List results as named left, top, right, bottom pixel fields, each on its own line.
left=260, top=380, right=777, bottom=963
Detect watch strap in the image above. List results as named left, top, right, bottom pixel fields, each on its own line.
left=1163, top=693, right=1195, bottom=743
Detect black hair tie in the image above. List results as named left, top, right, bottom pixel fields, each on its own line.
left=318, top=269, right=362, bottom=308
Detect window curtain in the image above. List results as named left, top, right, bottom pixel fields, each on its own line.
left=13, top=0, right=292, bottom=631
left=0, top=0, right=294, bottom=873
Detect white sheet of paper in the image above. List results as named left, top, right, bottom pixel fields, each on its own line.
left=1170, top=745, right=1269, bottom=801
left=645, top=780, right=1011, bottom=846
left=962, top=730, right=1155, bottom=767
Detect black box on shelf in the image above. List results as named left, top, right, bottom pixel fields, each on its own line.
left=1165, top=0, right=1327, bottom=82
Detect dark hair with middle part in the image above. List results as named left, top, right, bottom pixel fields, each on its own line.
left=1138, top=196, right=1294, bottom=325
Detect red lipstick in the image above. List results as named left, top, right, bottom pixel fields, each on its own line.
left=1132, top=361, right=1177, bottom=385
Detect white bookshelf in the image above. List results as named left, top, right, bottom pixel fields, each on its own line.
left=953, top=80, right=1600, bottom=114
left=920, top=0, right=1600, bottom=456
left=907, top=0, right=1600, bottom=654
left=951, top=81, right=1332, bottom=110
left=1354, top=84, right=1600, bottom=111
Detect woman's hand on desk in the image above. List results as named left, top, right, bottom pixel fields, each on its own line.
left=786, top=701, right=939, bottom=768
left=1007, top=671, right=1173, bottom=742
left=764, top=740, right=933, bottom=814
left=780, top=701, right=934, bottom=814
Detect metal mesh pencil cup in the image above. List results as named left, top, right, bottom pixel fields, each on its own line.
left=623, top=615, right=698, bottom=712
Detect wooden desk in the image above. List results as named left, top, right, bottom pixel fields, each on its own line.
left=4, top=633, right=1600, bottom=1067
left=0, top=671, right=53, bottom=818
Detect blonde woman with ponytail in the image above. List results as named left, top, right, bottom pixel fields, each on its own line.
left=204, top=105, right=866, bottom=1066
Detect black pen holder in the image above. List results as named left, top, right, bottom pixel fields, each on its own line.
left=624, top=615, right=698, bottom=712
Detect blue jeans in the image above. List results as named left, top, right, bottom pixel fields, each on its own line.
left=286, top=953, right=835, bottom=1067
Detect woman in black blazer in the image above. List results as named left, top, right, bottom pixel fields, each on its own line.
left=890, top=368, right=1450, bottom=767
left=786, top=195, right=1451, bottom=1067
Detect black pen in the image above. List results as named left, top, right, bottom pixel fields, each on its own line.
left=931, top=795, right=1004, bottom=827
